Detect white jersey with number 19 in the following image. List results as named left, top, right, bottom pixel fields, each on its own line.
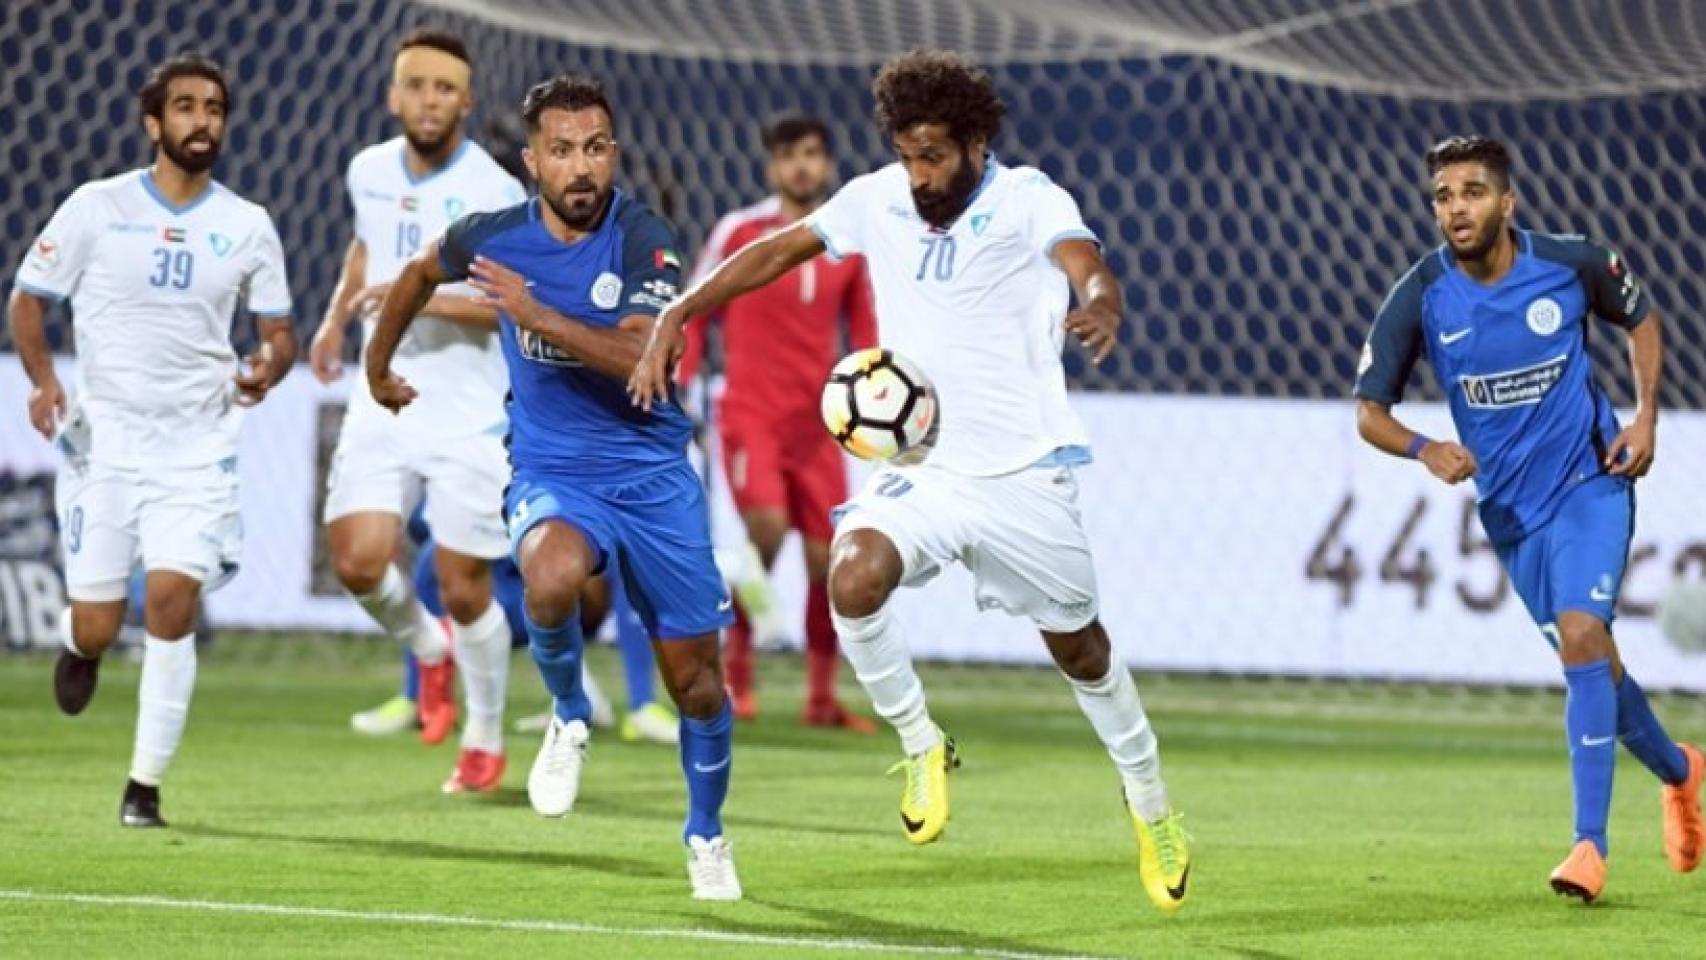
left=806, top=158, right=1096, bottom=477
left=345, top=137, right=525, bottom=436
left=13, top=169, right=292, bottom=468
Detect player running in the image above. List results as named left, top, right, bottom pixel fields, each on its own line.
left=1354, top=135, right=1703, bottom=903
left=676, top=115, right=877, bottom=732
left=630, top=51, right=1190, bottom=912
left=9, top=54, right=296, bottom=827
left=366, top=74, right=741, bottom=900
left=307, top=29, right=526, bottom=793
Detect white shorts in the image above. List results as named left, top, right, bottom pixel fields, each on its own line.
left=833, top=461, right=1100, bottom=632
left=56, top=458, right=243, bottom=602
left=322, top=401, right=510, bottom=560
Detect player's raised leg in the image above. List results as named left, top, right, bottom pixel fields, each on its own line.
left=828, top=527, right=954, bottom=845
left=328, top=512, right=455, bottom=744
left=515, top=517, right=597, bottom=817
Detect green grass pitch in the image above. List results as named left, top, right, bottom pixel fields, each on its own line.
left=4, top=637, right=1706, bottom=958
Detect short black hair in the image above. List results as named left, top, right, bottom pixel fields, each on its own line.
left=872, top=50, right=1004, bottom=146
left=396, top=27, right=470, bottom=67
left=521, top=74, right=614, bottom=131
left=762, top=114, right=831, bottom=153
left=1426, top=135, right=1513, bottom=189
left=139, top=54, right=229, bottom=121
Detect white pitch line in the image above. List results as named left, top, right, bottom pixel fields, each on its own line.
left=0, top=890, right=1122, bottom=960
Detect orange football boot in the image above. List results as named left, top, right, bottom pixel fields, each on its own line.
left=1549, top=840, right=1607, bottom=903
left=442, top=748, right=506, bottom=794
left=1663, top=743, right=1705, bottom=872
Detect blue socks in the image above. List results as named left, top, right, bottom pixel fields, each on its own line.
left=527, top=611, right=591, bottom=725
left=1616, top=673, right=1690, bottom=785
left=680, top=697, right=734, bottom=842
left=1563, top=659, right=1618, bottom=856
left=401, top=651, right=420, bottom=701
left=609, top=576, right=657, bottom=710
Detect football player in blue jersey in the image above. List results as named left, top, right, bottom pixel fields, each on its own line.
left=1355, top=135, right=1702, bottom=903
left=363, top=74, right=740, bottom=900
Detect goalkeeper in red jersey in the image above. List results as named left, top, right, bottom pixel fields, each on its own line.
left=677, top=116, right=877, bottom=731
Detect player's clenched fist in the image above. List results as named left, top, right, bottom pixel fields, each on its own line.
left=1419, top=440, right=1477, bottom=484
left=27, top=378, right=66, bottom=440
left=368, top=367, right=418, bottom=413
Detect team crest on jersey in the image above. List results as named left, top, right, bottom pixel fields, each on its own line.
left=445, top=197, right=465, bottom=220
left=1525, top=297, right=1562, bottom=336
left=969, top=213, right=991, bottom=236
left=590, top=271, right=623, bottom=310
left=209, top=233, right=233, bottom=257
left=400, top=196, right=418, bottom=212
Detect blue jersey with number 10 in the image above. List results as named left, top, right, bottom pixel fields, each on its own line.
left=1354, top=230, right=1649, bottom=546
left=437, top=191, right=692, bottom=478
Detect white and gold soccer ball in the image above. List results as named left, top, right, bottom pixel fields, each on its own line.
left=820, top=347, right=937, bottom=462
left=1659, top=578, right=1706, bottom=654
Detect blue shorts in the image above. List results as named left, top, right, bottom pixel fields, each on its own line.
left=1496, top=474, right=1634, bottom=643
left=505, top=462, right=734, bottom=640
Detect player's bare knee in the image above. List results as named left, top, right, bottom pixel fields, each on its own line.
left=1556, top=614, right=1613, bottom=665
left=143, top=583, right=199, bottom=639
left=522, top=559, right=588, bottom=628
left=330, top=548, right=388, bottom=596
left=70, top=603, right=125, bottom=657
left=829, top=532, right=900, bottom=619
left=1045, top=621, right=1111, bottom=682
left=673, top=665, right=726, bottom=720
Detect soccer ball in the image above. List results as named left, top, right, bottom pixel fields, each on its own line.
left=820, top=347, right=937, bottom=462
left=1659, top=578, right=1706, bottom=653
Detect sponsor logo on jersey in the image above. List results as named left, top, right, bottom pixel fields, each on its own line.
left=630, top=277, right=677, bottom=310
left=161, top=227, right=187, bottom=243
left=518, top=328, right=582, bottom=367
left=400, top=196, right=418, bottom=212
left=1459, top=353, right=1568, bottom=409
left=445, top=197, right=465, bottom=220
left=209, top=233, right=233, bottom=257
left=969, top=213, right=991, bottom=236
left=653, top=248, right=680, bottom=270
left=32, top=238, right=58, bottom=268
left=1525, top=297, right=1563, bottom=335
left=590, top=271, right=623, bottom=310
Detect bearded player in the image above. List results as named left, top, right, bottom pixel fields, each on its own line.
left=677, top=115, right=876, bottom=731
left=631, top=51, right=1190, bottom=912
left=1355, top=135, right=1702, bottom=903
left=307, top=29, right=526, bottom=793
left=10, top=54, right=296, bottom=826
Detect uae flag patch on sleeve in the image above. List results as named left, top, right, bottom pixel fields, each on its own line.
left=654, top=248, right=681, bottom=270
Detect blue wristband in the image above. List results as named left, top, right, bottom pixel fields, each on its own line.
left=1406, top=435, right=1431, bottom=459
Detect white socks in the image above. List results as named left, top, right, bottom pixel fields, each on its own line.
left=452, top=599, right=510, bottom=753
left=832, top=602, right=940, bottom=756
left=130, top=633, right=197, bottom=787
left=355, top=565, right=447, bottom=665
left=1066, top=654, right=1168, bottom=821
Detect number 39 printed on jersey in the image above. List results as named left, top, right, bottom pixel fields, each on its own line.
left=148, top=248, right=193, bottom=289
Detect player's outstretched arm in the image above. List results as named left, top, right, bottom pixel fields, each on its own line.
left=234, top=316, right=299, bottom=407
left=1606, top=308, right=1663, bottom=477
left=1053, top=238, right=1123, bottom=364
left=627, top=221, right=825, bottom=411
left=7, top=289, right=65, bottom=439
left=309, top=238, right=367, bottom=384
left=466, top=255, right=648, bottom=381
left=364, top=244, right=444, bottom=413
left=1356, top=398, right=1477, bottom=484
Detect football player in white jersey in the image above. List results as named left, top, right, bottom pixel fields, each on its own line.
left=630, top=50, right=1192, bottom=912
left=8, top=55, right=296, bottom=828
left=307, top=29, right=527, bottom=794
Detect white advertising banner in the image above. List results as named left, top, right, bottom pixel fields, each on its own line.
left=5, top=360, right=1706, bottom=689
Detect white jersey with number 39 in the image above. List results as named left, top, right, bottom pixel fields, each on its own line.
left=13, top=169, right=292, bottom=468
left=345, top=137, right=525, bottom=436
left=806, top=159, right=1096, bottom=476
